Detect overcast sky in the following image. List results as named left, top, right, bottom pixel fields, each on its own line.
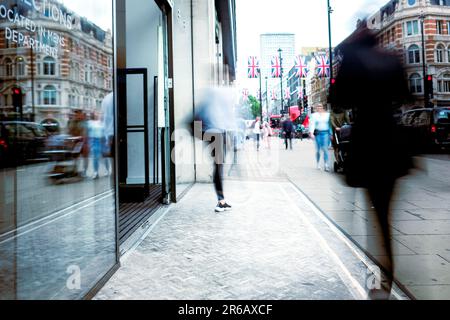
left=236, top=0, right=389, bottom=87
left=60, top=0, right=113, bottom=30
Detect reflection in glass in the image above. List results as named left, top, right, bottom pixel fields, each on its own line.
left=0, top=0, right=116, bottom=299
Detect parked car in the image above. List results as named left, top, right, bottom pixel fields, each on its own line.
left=397, top=107, right=450, bottom=152
left=0, top=121, right=49, bottom=168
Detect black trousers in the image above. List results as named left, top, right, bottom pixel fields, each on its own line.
left=285, top=132, right=293, bottom=150
left=367, top=180, right=395, bottom=287
left=214, top=163, right=224, bottom=201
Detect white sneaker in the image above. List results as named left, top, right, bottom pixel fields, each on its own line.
left=316, top=164, right=321, bottom=170
left=325, top=164, right=330, bottom=172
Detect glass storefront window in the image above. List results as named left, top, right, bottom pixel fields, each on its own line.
left=0, top=0, right=117, bottom=299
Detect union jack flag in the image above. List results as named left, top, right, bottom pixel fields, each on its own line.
left=294, top=55, right=309, bottom=78
left=248, top=56, right=260, bottom=78
left=242, top=88, right=249, bottom=102
left=284, top=88, right=291, bottom=100
left=271, top=89, right=277, bottom=100
left=315, top=55, right=330, bottom=78
left=271, top=56, right=282, bottom=78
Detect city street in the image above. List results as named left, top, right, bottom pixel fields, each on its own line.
left=0, top=159, right=113, bottom=236
left=264, top=138, right=450, bottom=300
left=96, top=137, right=450, bottom=300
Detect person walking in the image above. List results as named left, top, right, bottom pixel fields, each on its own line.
left=87, top=112, right=105, bottom=179
left=330, top=107, right=351, bottom=162
left=194, top=87, right=235, bottom=213
left=262, top=119, right=272, bottom=149
left=253, top=117, right=262, bottom=151
left=282, top=117, right=294, bottom=150
left=332, top=26, right=413, bottom=299
left=68, top=110, right=89, bottom=176
left=310, top=104, right=332, bottom=171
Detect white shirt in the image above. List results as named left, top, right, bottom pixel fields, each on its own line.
left=253, top=121, right=261, bottom=134
left=310, top=112, right=331, bottom=133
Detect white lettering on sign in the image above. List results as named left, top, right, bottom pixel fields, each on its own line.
left=0, top=0, right=78, bottom=58
left=6, top=27, right=58, bottom=58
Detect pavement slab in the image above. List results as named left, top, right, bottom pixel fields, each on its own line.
left=95, top=181, right=390, bottom=300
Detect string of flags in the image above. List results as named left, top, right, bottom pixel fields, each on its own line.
left=247, top=56, right=260, bottom=79
left=248, top=54, right=329, bottom=79
left=242, top=88, right=304, bottom=101
left=242, top=88, right=249, bottom=102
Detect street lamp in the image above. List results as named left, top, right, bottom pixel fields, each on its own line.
left=278, top=48, right=284, bottom=114
left=265, top=76, right=269, bottom=118
left=327, top=0, right=334, bottom=110
left=419, top=12, right=429, bottom=108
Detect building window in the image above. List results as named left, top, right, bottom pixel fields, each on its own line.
left=43, top=85, right=57, bottom=105
left=407, top=44, right=421, bottom=64
left=405, top=20, right=420, bottom=36
left=85, top=65, right=91, bottom=83
left=4, top=57, right=13, bottom=76
left=43, top=57, right=56, bottom=75
left=436, top=44, right=445, bottom=62
left=437, top=20, right=444, bottom=34
left=70, top=62, right=80, bottom=81
left=409, top=73, right=423, bottom=93
left=438, top=73, right=450, bottom=93
left=408, top=0, right=416, bottom=5
left=431, top=0, right=450, bottom=6
left=16, top=57, right=26, bottom=76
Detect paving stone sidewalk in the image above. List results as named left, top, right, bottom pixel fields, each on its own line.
left=272, top=138, right=450, bottom=300
left=95, top=180, right=379, bottom=300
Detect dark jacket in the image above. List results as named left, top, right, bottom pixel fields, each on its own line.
left=282, top=120, right=295, bottom=133
left=332, top=30, right=414, bottom=188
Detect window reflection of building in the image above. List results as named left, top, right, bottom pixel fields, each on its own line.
left=0, top=0, right=113, bottom=128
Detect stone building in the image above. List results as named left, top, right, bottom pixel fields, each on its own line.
left=367, top=0, right=450, bottom=108
left=0, top=0, right=113, bottom=128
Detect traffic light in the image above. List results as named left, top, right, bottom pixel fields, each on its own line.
left=303, top=95, right=309, bottom=113
left=426, top=75, right=434, bottom=100
left=12, top=87, right=23, bottom=118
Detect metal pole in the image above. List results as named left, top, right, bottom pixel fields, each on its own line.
left=30, top=48, right=35, bottom=122
left=327, top=0, right=334, bottom=110
left=279, top=48, right=283, bottom=114
left=265, top=76, right=269, bottom=116
left=420, top=14, right=428, bottom=108
left=259, top=73, right=263, bottom=119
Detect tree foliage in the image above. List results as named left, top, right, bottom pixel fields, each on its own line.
left=248, top=95, right=261, bottom=119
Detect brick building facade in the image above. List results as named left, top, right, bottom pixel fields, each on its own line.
left=0, top=0, right=113, bottom=128
left=367, top=0, right=450, bottom=108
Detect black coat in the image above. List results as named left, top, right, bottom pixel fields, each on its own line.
left=332, top=32, right=414, bottom=188
left=282, top=120, right=295, bottom=133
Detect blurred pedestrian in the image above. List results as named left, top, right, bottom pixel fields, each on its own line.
left=310, top=104, right=332, bottom=171
left=282, top=116, right=294, bottom=150
left=332, top=26, right=413, bottom=299
left=262, top=119, right=272, bottom=149
left=88, top=112, right=105, bottom=179
left=194, top=87, right=235, bottom=213
left=331, top=107, right=351, bottom=162
left=253, top=117, right=262, bottom=151
left=102, top=92, right=114, bottom=176
left=68, top=110, right=89, bottom=176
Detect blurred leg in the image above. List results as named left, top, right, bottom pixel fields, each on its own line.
left=214, top=163, right=224, bottom=202
left=323, top=134, right=330, bottom=167
left=368, top=181, right=395, bottom=293
left=315, top=137, right=321, bottom=165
